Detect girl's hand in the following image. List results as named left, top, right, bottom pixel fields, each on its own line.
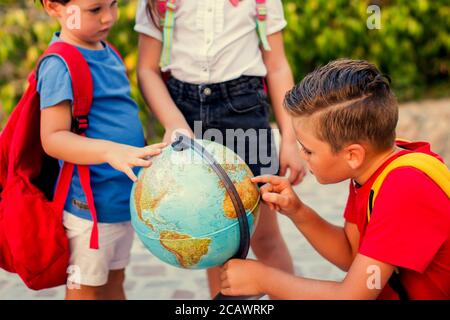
left=279, top=139, right=306, bottom=186
left=251, top=175, right=304, bottom=219
left=220, top=259, right=266, bottom=297
left=163, top=124, right=194, bottom=144
left=105, top=142, right=168, bottom=182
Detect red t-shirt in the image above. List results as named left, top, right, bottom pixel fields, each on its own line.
left=343, top=141, right=450, bottom=299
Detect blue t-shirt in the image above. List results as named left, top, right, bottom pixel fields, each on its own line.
left=37, top=33, right=145, bottom=223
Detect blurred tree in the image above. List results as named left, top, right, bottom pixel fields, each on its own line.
left=0, top=0, right=162, bottom=140
left=282, top=0, right=449, bottom=100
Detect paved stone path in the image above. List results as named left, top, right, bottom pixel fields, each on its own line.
left=0, top=99, right=448, bottom=299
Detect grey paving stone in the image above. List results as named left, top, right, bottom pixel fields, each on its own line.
left=34, top=289, right=59, bottom=298
left=132, top=265, right=166, bottom=277
left=172, top=289, right=196, bottom=300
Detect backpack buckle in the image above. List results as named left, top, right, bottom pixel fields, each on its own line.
left=256, top=5, right=267, bottom=21
left=166, top=0, right=177, bottom=11
left=72, top=116, right=89, bottom=134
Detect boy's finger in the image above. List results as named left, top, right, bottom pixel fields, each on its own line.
left=221, top=288, right=234, bottom=296
left=123, top=166, right=138, bottom=182
left=262, top=192, right=289, bottom=207
left=220, top=270, right=227, bottom=281
left=251, top=175, right=287, bottom=186
left=259, top=183, right=273, bottom=194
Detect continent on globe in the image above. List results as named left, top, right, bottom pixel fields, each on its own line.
left=160, top=231, right=211, bottom=268
left=133, top=169, right=155, bottom=230
left=220, top=163, right=259, bottom=220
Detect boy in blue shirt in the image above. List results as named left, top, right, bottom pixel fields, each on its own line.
left=38, top=0, right=166, bottom=299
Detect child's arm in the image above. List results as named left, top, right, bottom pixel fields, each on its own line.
left=220, top=253, right=395, bottom=299
left=252, top=175, right=358, bottom=271
left=41, top=100, right=166, bottom=182
left=136, top=34, right=193, bottom=143
left=262, top=32, right=306, bottom=185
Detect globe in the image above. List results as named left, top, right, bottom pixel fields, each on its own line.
left=130, top=139, right=260, bottom=269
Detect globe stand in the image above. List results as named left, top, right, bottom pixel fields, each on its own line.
left=171, top=133, right=262, bottom=301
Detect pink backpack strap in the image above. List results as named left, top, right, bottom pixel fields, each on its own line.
left=158, top=0, right=167, bottom=25
left=37, top=42, right=99, bottom=249
left=255, top=0, right=271, bottom=51
left=228, top=0, right=271, bottom=50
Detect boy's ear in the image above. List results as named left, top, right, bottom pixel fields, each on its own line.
left=344, top=144, right=366, bottom=170
left=42, top=0, right=64, bottom=18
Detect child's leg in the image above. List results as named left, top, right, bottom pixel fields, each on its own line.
left=65, top=284, right=106, bottom=300
left=65, top=269, right=126, bottom=300
left=63, top=211, right=134, bottom=300
left=207, top=203, right=294, bottom=298
left=250, top=203, right=294, bottom=272
left=103, top=269, right=127, bottom=300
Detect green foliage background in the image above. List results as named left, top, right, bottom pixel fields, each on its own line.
left=1, top=0, right=449, bottom=140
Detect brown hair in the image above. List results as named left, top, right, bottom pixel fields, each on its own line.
left=38, top=0, right=71, bottom=5
left=146, top=0, right=161, bottom=29
left=284, top=59, right=398, bottom=153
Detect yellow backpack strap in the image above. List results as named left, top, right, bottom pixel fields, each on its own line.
left=366, top=152, right=449, bottom=300
left=367, top=152, right=450, bottom=223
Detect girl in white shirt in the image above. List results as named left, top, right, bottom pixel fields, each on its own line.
left=135, top=0, right=305, bottom=298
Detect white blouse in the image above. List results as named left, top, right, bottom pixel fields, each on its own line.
left=135, top=0, right=287, bottom=84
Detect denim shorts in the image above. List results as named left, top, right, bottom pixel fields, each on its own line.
left=167, top=75, right=279, bottom=176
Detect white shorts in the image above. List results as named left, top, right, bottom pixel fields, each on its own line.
left=63, top=211, right=134, bottom=287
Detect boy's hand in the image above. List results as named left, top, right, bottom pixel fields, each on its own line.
left=105, top=142, right=168, bottom=182
left=220, top=259, right=266, bottom=297
left=279, top=139, right=306, bottom=186
left=251, top=175, right=303, bottom=219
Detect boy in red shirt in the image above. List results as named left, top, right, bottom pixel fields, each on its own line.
left=219, top=59, right=450, bottom=299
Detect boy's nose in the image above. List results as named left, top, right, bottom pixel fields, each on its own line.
left=101, top=11, right=114, bottom=24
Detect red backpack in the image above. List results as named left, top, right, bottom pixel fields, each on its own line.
left=0, top=42, right=100, bottom=290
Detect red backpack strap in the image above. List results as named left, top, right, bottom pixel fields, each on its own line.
left=37, top=42, right=93, bottom=128
left=37, top=42, right=99, bottom=249
left=105, top=41, right=124, bottom=62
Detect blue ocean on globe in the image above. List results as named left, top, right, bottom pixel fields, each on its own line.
left=130, top=139, right=260, bottom=269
